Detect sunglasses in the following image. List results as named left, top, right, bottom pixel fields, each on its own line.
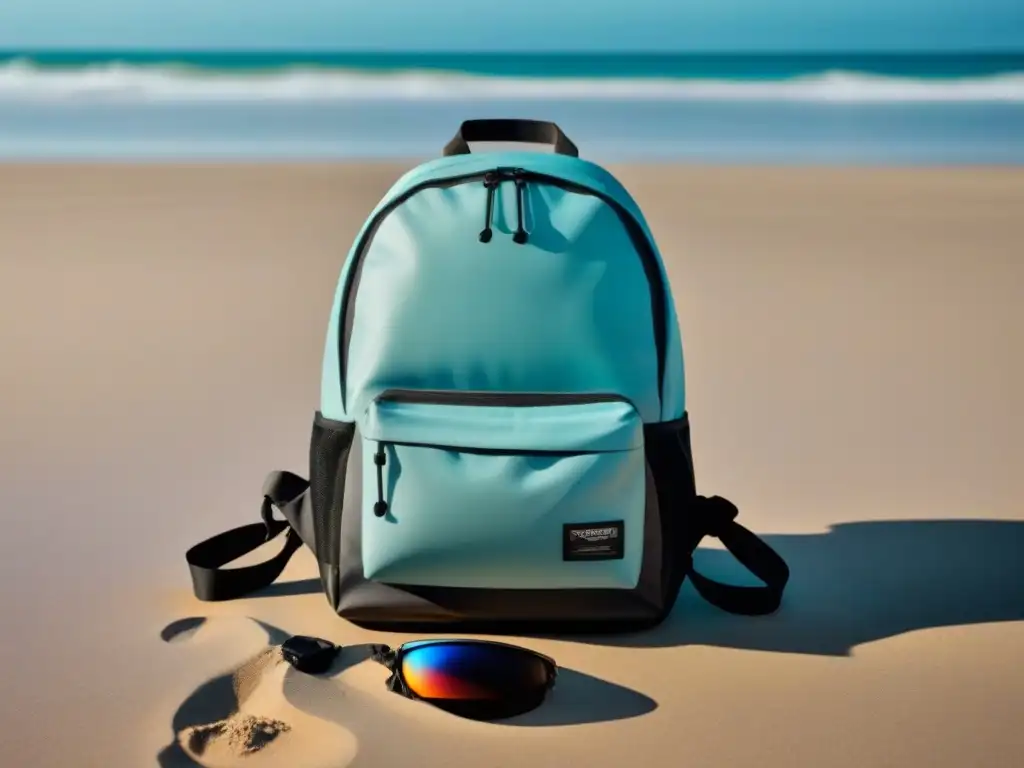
left=282, top=635, right=557, bottom=721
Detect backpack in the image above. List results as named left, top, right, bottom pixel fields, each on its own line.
left=185, top=119, right=790, bottom=633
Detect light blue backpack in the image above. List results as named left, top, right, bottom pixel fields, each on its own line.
left=186, top=119, right=789, bottom=633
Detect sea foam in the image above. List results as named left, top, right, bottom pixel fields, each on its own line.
left=1, top=59, right=1023, bottom=104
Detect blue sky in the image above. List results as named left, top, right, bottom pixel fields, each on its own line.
left=0, top=0, right=1022, bottom=51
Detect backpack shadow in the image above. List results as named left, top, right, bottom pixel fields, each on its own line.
left=564, top=518, right=1024, bottom=655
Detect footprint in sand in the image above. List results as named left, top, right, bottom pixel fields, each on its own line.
left=158, top=616, right=357, bottom=768
left=177, top=646, right=291, bottom=763
left=185, top=712, right=291, bottom=758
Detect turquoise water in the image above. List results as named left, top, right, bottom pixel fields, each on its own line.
left=7, top=51, right=1024, bottom=78
left=1, top=51, right=1023, bottom=162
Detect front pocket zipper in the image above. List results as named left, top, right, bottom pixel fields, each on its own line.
left=365, top=390, right=633, bottom=519
left=358, top=389, right=647, bottom=591
left=372, top=441, right=389, bottom=517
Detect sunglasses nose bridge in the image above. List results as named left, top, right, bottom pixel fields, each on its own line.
left=385, top=670, right=404, bottom=693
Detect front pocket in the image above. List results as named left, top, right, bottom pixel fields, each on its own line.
left=358, top=390, right=647, bottom=590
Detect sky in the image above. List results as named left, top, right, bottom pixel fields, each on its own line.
left=0, top=0, right=1022, bottom=52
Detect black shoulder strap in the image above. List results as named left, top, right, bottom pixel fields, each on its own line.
left=185, top=476, right=789, bottom=616
left=686, top=495, right=790, bottom=615
left=185, top=471, right=309, bottom=601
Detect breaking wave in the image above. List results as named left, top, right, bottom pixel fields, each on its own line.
left=1, top=59, right=1023, bottom=104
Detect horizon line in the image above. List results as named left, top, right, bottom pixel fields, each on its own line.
left=3, top=47, right=1024, bottom=57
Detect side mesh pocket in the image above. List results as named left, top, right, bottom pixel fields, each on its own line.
left=643, top=412, right=699, bottom=604
left=309, top=412, right=356, bottom=568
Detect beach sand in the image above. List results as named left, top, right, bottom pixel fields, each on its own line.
left=1, top=163, right=1022, bottom=767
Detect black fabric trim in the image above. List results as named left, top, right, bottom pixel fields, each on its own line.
left=309, top=412, right=356, bottom=567
left=642, top=413, right=698, bottom=620
left=377, top=389, right=633, bottom=408
left=442, top=119, right=579, bottom=158
left=341, top=615, right=666, bottom=635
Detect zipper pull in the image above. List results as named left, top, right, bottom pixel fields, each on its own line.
left=512, top=169, right=529, bottom=245
left=373, top=442, right=388, bottom=517
left=479, top=172, right=499, bottom=243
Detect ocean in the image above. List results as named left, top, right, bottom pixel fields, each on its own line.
left=1, top=51, right=1023, bottom=163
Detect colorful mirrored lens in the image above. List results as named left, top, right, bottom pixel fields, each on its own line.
left=400, top=641, right=551, bottom=702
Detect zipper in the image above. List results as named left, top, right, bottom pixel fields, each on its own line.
left=370, top=389, right=634, bottom=510
left=478, top=168, right=530, bottom=245
left=512, top=169, right=529, bottom=245
left=478, top=172, right=499, bottom=243
left=340, top=168, right=667, bottom=412
left=373, top=442, right=389, bottom=517
left=376, top=389, right=633, bottom=407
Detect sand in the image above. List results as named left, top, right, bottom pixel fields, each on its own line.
left=1, top=163, right=1023, bottom=767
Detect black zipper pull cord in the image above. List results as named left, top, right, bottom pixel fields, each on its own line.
left=373, top=443, right=388, bottom=517
left=512, top=170, right=529, bottom=244
left=479, top=173, right=499, bottom=243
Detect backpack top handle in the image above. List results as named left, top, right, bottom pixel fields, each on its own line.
left=442, top=119, right=579, bottom=158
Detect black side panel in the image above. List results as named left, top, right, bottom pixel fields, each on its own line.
left=643, top=412, right=699, bottom=620
left=309, top=412, right=356, bottom=570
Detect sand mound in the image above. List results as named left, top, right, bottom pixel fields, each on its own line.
left=233, top=647, right=285, bottom=708
left=177, top=646, right=295, bottom=761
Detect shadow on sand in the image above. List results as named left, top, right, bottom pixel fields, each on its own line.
left=156, top=619, right=291, bottom=768
left=156, top=622, right=656, bottom=765
left=564, top=518, right=1024, bottom=655
left=157, top=518, right=1024, bottom=764
left=249, top=577, right=323, bottom=599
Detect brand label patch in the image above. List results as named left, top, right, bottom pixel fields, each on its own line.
left=563, top=521, right=625, bottom=561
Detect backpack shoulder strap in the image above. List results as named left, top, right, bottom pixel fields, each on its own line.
left=686, top=495, right=790, bottom=615
left=185, top=471, right=309, bottom=601
left=183, top=478, right=789, bottom=615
